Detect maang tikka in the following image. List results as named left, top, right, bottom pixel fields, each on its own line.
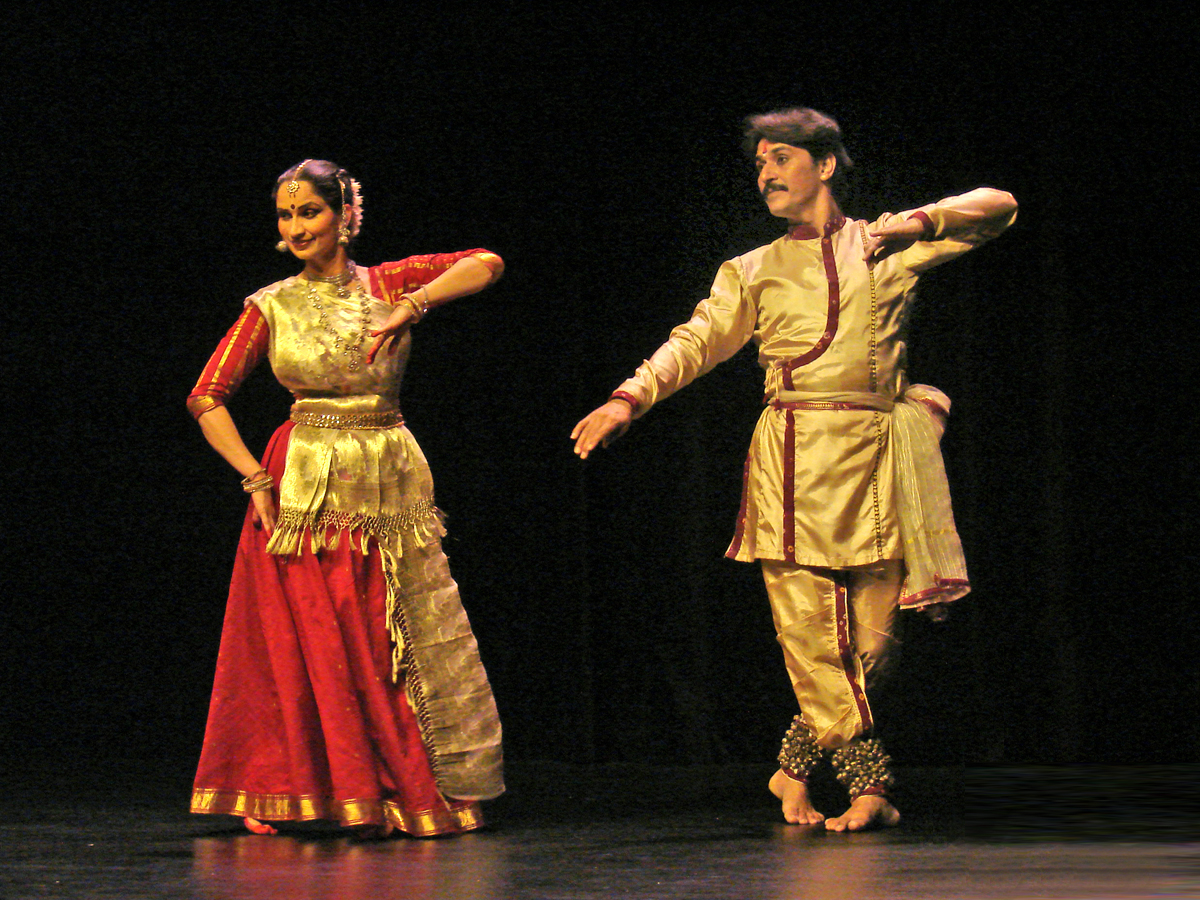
left=286, top=159, right=313, bottom=196
left=277, top=159, right=315, bottom=251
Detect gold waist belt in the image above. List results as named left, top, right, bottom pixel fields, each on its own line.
left=770, top=398, right=882, bottom=411
left=289, top=409, right=405, bottom=430
left=767, top=390, right=894, bottom=413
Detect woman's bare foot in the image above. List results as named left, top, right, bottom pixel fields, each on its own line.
left=243, top=817, right=278, bottom=835
left=768, top=768, right=825, bottom=825
left=824, top=795, right=900, bottom=832
left=352, top=822, right=396, bottom=840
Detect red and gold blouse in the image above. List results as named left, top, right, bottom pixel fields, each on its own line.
left=187, top=250, right=502, bottom=418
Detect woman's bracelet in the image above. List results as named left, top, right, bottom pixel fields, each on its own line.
left=400, top=285, right=431, bottom=323
left=399, top=296, right=424, bottom=322
left=241, top=469, right=274, bottom=493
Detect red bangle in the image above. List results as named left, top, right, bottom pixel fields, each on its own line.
left=610, top=391, right=638, bottom=411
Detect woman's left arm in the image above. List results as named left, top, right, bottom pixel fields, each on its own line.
left=366, top=254, right=503, bottom=363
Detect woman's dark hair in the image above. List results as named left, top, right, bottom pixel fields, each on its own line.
left=274, top=159, right=352, bottom=211
left=743, top=107, right=853, bottom=188
left=274, top=159, right=362, bottom=240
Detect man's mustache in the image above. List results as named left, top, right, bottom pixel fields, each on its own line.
left=762, top=183, right=785, bottom=196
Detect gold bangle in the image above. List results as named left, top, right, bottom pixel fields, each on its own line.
left=400, top=295, right=424, bottom=322
left=241, top=470, right=274, bottom=493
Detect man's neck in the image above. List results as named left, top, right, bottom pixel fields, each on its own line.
left=788, top=194, right=842, bottom=232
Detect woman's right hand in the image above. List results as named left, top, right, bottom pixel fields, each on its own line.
left=250, top=489, right=277, bottom=536
left=571, top=399, right=633, bottom=459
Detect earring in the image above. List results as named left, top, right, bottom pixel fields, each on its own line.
left=275, top=240, right=288, bottom=253
left=338, top=220, right=351, bottom=246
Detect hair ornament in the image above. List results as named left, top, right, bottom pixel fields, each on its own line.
left=346, top=176, right=364, bottom=239
left=287, top=158, right=314, bottom=196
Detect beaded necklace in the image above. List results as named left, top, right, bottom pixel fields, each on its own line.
left=305, top=263, right=371, bottom=372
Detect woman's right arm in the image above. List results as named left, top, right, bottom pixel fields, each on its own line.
left=187, top=305, right=277, bottom=533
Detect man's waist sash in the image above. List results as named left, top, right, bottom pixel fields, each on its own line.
left=767, top=390, right=894, bottom=412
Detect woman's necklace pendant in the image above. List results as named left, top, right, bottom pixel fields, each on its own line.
left=306, top=262, right=371, bottom=371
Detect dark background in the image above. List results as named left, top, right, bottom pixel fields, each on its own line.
left=3, top=3, right=1194, bottom=778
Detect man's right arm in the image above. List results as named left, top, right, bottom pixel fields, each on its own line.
left=612, top=259, right=757, bottom=415
left=571, top=258, right=757, bottom=457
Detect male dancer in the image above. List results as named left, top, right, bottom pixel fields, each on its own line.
left=572, top=107, right=1016, bottom=831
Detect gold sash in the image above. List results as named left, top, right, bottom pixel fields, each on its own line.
left=766, top=385, right=970, bottom=608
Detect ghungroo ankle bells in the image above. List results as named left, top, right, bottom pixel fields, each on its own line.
left=778, top=716, right=822, bottom=782
left=830, top=737, right=895, bottom=800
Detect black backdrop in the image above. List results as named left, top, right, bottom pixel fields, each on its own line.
left=4, top=4, right=1195, bottom=774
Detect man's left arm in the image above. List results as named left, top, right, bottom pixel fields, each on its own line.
left=865, top=188, right=1018, bottom=271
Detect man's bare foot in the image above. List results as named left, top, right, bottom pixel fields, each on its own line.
left=824, top=795, right=900, bottom=832
left=768, top=768, right=825, bottom=825
left=243, top=817, right=278, bottom=835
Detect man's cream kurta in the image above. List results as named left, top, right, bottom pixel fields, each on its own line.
left=616, top=189, right=1016, bottom=575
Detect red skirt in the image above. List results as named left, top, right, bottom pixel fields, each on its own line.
left=191, top=422, right=481, bottom=835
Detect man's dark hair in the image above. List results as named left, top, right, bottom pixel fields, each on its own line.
left=743, top=107, right=853, bottom=187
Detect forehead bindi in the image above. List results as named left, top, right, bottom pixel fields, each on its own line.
left=756, top=141, right=810, bottom=163
left=276, top=181, right=324, bottom=211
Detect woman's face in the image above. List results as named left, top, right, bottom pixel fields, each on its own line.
left=275, top=180, right=343, bottom=265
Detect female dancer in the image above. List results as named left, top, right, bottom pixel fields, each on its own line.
left=187, top=159, right=504, bottom=837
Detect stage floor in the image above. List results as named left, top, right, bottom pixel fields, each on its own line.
left=2, top=762, right=1197, bottom=899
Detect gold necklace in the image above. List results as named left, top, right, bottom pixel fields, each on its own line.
left=306, top=263, right=371, bottom=371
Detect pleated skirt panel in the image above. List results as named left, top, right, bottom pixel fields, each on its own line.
left=191, top=422, right=482, bottom=835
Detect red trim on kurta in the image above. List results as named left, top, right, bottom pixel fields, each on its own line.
left=899, top=578, right=971, bottom=608
left=725, top=451, right=753, bottom=560
left=783, top=409, right=796, bottom=563
left=907, top=210, right=935, bottom=241
left=834, top=576, right=874, bottom=733
left=915, top=396, right=949, bottom=418
left=781, top=221, right=843, bottom=390
left=786, top=214, right=845, bottom=241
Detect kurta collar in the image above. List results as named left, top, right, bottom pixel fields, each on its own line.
left=787, top=214, right=847, bottom=240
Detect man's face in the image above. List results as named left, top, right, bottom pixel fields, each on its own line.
left=755, top=139, right=833, bottom=222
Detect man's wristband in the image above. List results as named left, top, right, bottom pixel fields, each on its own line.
left=609, top=391, right=638, bottom=412
left=907, top=210, right=936, bottom=241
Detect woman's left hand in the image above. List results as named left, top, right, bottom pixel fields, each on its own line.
left=365, top=300, right=419, bottom=364
left=863, top=217, right=926, bottom=267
